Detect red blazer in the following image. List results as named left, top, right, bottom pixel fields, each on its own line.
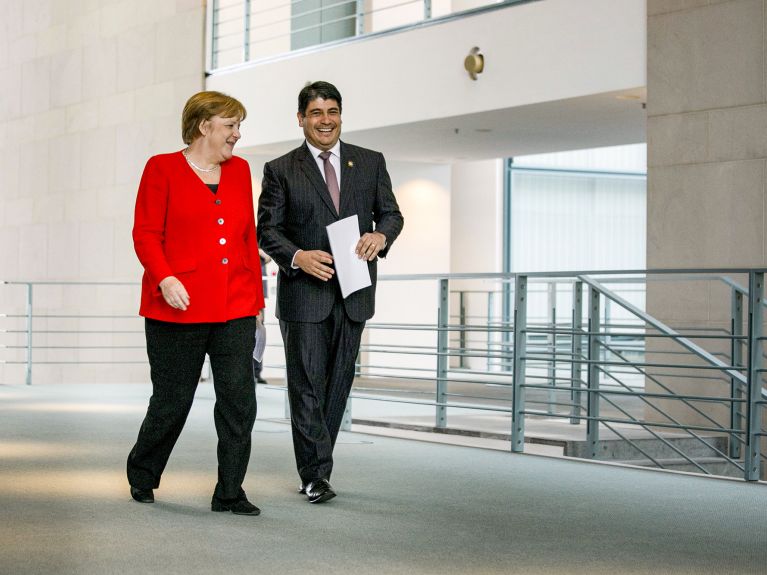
left=133, top=151, right=264, bottom=323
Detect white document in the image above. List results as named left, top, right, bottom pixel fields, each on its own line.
left=252, top=317, right=267, bottom=363
left=326, top=215, right=372, bottom=298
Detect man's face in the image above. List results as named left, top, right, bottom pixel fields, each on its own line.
left=298, top=97, right=341, bottom=151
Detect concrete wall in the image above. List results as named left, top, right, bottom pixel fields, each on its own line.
left=646, top=0, right=766, bottom=428
left=208, top=0, right=646, bottom=149
left=0, top=0, right=206, bottom=383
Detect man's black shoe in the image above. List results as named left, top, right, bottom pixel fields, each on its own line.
left=256, top=377, right=268, bottom=384
left=305, top=479, right=336, bottom=504
left=211, top=493, right=261, bottom=516
left=298, top=483, right=306, bottom=494
left=130, top=486, right=154, bottom=503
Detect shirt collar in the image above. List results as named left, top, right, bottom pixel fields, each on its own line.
left=306, top=140, right=341, bottom=159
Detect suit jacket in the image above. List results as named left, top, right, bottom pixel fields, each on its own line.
left=257, top=141, right=404, bottom=323
left=133, top=151, right=265, bottom=323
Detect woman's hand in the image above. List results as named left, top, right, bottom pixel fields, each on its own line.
left=159, top=276, right=190, bottom=311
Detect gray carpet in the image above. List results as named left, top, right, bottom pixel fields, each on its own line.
left=1, top=384, right=765, bottom=574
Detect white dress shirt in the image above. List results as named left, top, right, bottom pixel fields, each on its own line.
left=292, top=140, right=342, bottom=268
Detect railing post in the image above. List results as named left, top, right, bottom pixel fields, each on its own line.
left=436, top=278, right=448, bottom=428
left=208, top=0, right=219, bottom=71
left=745, top=271, right=763, bottom=481
left=459, top=290, right=466, bottom=368
left=730, top=287, right=744, bottom=458
left=570, top=281, right=583, bottom=424
left=243, top=0, right=251, bottom=63
left=487, top=291, right=495, bottom=372
left=423, top=0, right=432, bottom=20
left=25, top=283, right=33, bottom=386
left=511, top=275, right=527, bottom=453
left=586, top=286, right=601, bottom=458
left=547, top=281, right=556, bottom=415
left=356, top=0, right=365, bottom=35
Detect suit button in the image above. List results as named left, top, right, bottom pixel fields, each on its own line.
left=215, top=199, right=222, bottom=205
left=217, top=218, right=224, bottom=225
left=219, top=238, right=226, bottom=245
left=222, top=258, right=228, bottom=264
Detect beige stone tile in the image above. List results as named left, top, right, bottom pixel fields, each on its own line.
left=6, top=197, right=34, bottom=227
left=22, top=0, right=52, bottom=36
left=647, top=111, right=709, bottom=167
left=63, top=188, right=98, bottom=223
left=647, top=161, right=765, bottom=268
left=20, top=141, right=48, bottom=198
left=114, top=121, right=153, bottom=186
left=21, top=56, right=50, bottom=115
left=0, top=147, right=20, bottom=202
left=65, top=8, right=99, bottom=50
left=648, top=0, right=712, bottom=16
left=19, top=224, right=48, bottom=280
left=100, top=0, right=139, bottom=38
left=79, top=220, right=115, bottom=279
left=0, top=226, right=20, bottom=279
left=48, top=132, right=82, bottom=194
left=116, top=24, right=156, bottom=92
left=0, top=63, right=22, bottom=118
left=47, top=222, right=80, bottom=279
left=50, top=48, right=82, bottom=108
left=134, top=82, right=175, bottom=120
left=81, top=126, right=116, bottom=190
left=35, top=23, right=66, bottom=58
left=33, top=108, right=66, bottom=142
left=34, top=192, right=65, bottom=223
left=708, top=104, right=767, bottom=162
left=97, top=184, right=134, bottom=220
left=98, top=92, right=134, bottom=128
left=8, top=33, right=36, bottom=67
left=66, top=101, right=99, bottom=133
left=81, top=37, right=117, bottom=100
left=648, top=0, right=764, bottom=116
left=155, top=8, right=205, bottom=81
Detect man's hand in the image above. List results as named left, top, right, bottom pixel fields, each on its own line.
left=295, top=250, right=335, bottom=281
left=356, top=232, right=387, bottom=261
left=159, top=276, right=190, bottom=311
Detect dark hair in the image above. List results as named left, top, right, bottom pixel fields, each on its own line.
left=298, top=81, right=342, bottom=116
left=181, top=91, right=247, bottom=145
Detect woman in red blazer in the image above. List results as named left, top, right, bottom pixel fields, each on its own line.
left=127, top=91, right=264, bottom=516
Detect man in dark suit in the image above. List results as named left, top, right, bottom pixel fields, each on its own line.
left=257, top=81, right=404, bottom=504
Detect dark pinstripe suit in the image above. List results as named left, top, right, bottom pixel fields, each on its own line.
left=257, top=141, right=403, bottom=483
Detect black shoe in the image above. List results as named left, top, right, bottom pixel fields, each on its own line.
left=130, top=486, right=154, bottom=503
left=211, top=492, right=261, bottom=516
left=305, top=479, right=336, bottom=504
left=298, top=483, right=306, bottom=494
left=256, top=377, right=268, bottom=384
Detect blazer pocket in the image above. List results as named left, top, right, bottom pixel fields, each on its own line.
left=168, top=257, right=197, bottom=274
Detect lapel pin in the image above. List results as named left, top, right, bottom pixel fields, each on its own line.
left=347, top=161, right=354, bottom=168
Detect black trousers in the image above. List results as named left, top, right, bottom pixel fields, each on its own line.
left=280, top=301, right=364, bottom=484
left=127, top=316, right=257, bottom=500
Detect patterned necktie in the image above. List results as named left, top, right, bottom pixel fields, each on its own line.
left=319, top=151, right=340, bottom=213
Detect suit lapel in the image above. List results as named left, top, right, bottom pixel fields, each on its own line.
left=297, top=143, right=338, bottom=217
left=339, top=142, right=357, bottom=217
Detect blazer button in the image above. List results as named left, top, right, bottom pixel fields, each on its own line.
left=219, top=238, right=226, bottom=245
left=222, top=258, right=229, bottom=264
left=217, top=218, right=224, bottom=225
left=215, top=199, right=222, bottom=205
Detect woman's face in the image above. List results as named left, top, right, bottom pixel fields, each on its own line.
left=200, top=115, right=242, bottom=161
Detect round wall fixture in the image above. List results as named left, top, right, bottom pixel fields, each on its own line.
left=464, top=47, right=484, bottom=80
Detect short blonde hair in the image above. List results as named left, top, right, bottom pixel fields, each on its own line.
left=181, top=91, right=247, bottom=145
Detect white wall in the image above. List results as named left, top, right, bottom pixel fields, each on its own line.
left=0, top=0, right=206, bottom=384
left=208, top=0, right=646, bottom=148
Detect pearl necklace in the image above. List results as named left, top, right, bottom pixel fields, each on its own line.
left=183, top=149, right=220, bottom=173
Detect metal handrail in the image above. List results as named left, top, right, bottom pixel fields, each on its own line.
left=2, top=269, right=765, bottom=481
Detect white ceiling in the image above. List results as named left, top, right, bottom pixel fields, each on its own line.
left=238, top=89, right=646, bottom=164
